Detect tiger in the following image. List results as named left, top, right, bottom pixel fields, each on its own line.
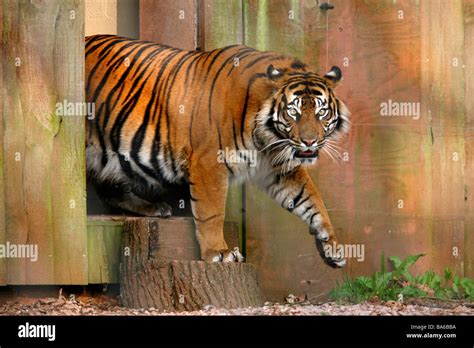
left=85, top=34, right=350, bottom=267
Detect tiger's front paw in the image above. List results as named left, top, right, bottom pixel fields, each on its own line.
left=310, top=226, right=346, bottom=268
left=205, top=247, right=245, bottom=263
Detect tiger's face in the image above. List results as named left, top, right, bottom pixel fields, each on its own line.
left=254, top=65, right=350, bottom=169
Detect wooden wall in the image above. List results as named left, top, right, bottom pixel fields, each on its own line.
left=1, top=0, right=472, bottom=297
left=140, top=0, right=474, bottom=301
left=1, top=0, right=87, bottom=284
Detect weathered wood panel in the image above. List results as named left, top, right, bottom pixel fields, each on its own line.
left=87, top=217, right=124, bottom=284
left=2, top=0, right=87, bottom=284
left=323, top=0, right=431, bottom=278
left=202, top=0, right=243, bottom=48
left=0, top=0, right=6, bottom=286
left=463, top=0, right=474, bottom=278
left=421, top=0, right=466, bottom=276
left=140, top=0, right=199, bottom=50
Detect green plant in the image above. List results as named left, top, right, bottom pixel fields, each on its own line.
left=329, top=253, right=474, bottom=303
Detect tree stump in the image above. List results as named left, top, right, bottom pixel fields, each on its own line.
left=120, top=217, right=265, bottom=310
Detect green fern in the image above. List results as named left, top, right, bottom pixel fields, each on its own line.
left=330, top=253, right=474, bottom=303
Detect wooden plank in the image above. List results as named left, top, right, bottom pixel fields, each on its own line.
left=324, top=0, right=430, bottom=277
left=202, top=0, right=243, bottom=48
left=2, top=0, right=87, bottom=284
left=87, top=218, right=124, bottom=284
left=140, top=0, right=198, bottom=50
left=52, top=0, right=88, bottom=285
left=463, top=0, right=474, bottom=278
left=0, top=0, right=5, bottom=286
left=421, top=0, right=466, bottom=276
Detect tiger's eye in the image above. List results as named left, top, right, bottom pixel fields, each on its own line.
left=288, top=108, right=298, bottom=118
left=318, top=108, right=328, bottom=118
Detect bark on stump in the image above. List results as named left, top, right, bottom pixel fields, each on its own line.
left=120, top=217, right=265, bottom=310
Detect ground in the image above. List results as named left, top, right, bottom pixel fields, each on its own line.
left=0, top=294, right=472, bottom=315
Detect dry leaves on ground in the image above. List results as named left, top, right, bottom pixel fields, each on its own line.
left=0, top=295, right=472, bottom=316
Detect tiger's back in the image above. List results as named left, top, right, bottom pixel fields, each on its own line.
left=86, top=35, right=271, bottom=189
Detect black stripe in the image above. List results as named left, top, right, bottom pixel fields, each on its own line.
left=302, top=204, right=314, bottom=217
left=288, top=184, right=306, bottom=212
left=183, top=53, right=207, bottom=91
left=295, top=195, right=311, bottom=209
left=240, top=72, right=267, bottom=148
left=129, top=96, right=165, bottom=182
left=117, top=152, right=136, bottom=179
left=217, top=129, right=234, bottom=175
left=232, top=122, right=240, bottom=151
left=93, top=103, right=108, bottom=167
left=287, top=81, right=319, bottom=90
left=310, top=211, right=321, bottom=226
left=272, top=185, right=287, bottom=198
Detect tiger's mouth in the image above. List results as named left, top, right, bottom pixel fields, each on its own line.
left=295, top=149, right=319, bottom=158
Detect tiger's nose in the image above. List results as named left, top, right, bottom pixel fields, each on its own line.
left=301, top=138, right=317, bottom=147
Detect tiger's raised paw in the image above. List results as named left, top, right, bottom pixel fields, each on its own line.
left=210, top=247, right=245, bottom=263
left=310, top=227, right=346, bottom=268
left=315, top=239, right=347, bottom=268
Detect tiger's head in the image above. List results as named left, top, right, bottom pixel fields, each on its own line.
left=253, top=63, right=350, bottom=170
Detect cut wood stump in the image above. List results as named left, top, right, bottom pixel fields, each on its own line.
left=120, top=217, right=265, bottom=310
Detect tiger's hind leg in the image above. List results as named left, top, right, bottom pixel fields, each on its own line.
left=95, top=181, right=172, bottom=217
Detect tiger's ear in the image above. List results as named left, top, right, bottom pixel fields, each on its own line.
left=266, top=64, right=282, bottom=80
left=324, top=66, right=342, bottom=87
